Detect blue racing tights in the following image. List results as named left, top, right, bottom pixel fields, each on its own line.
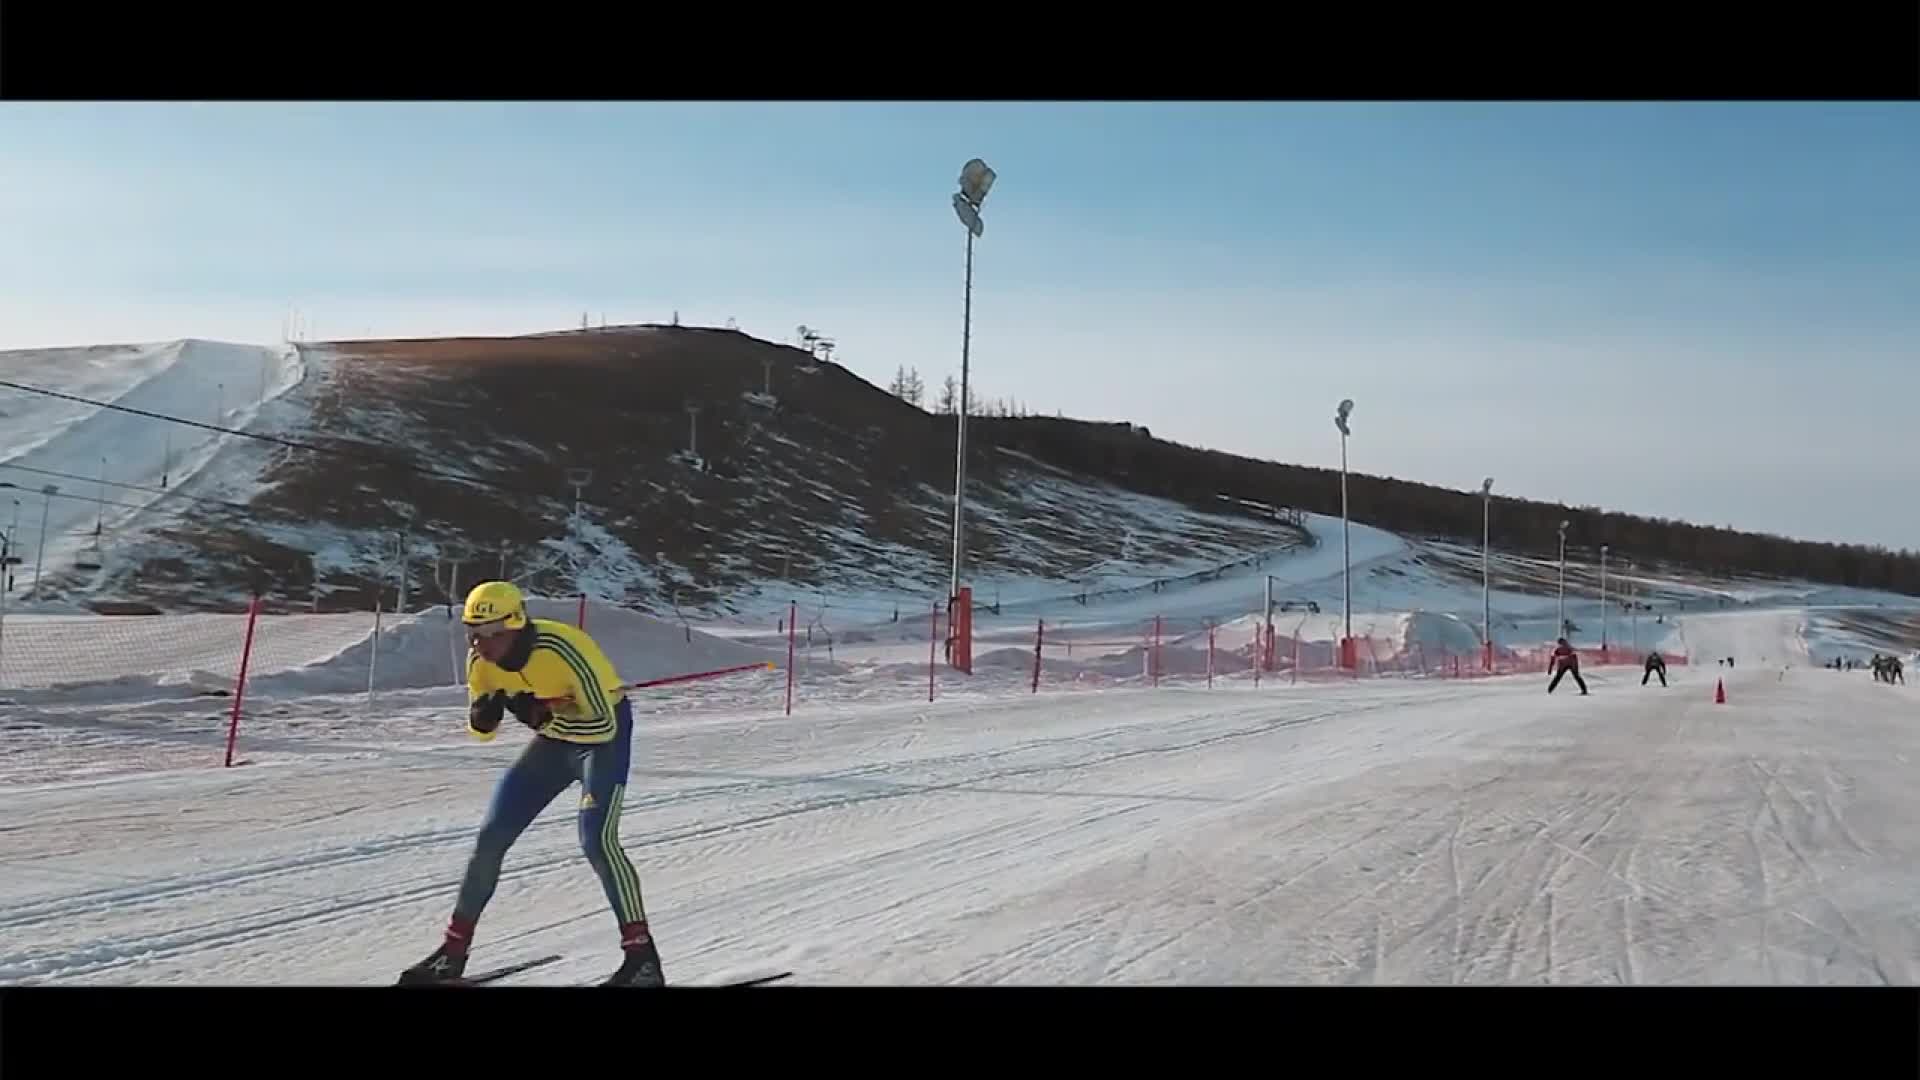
left=452, top=697, right=646, bottom=930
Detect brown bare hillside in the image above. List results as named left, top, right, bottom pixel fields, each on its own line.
left=110, top=325, right=1307, bottom=613
left=70, top=320, right=1920, bottom=614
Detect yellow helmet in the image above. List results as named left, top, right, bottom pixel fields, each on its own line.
left=463, top=580, right=528, bottom=629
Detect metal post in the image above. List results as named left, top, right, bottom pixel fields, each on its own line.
left=1631, top=565, right=1639, bottom=653
left=1556, top=521, right=1569, bottom=636
left=1600, top=544, right=1609, bottom=653
left=1482, top=478, right=1493, bottom=670
left=947, top=158, right=993, bottom=606
left=396, top=529, right=409, bottom=613
left=31, top=485, right=55, bottom=601
left=0, top=525, right=9, bottom=684
left=1263, top=574, right=1275, bottom=672
left=1340, top=430, right=1351, bottom=644
left=1332, top=398, right=1354, bottom=667
left=950, top=227, right=973, bottom=601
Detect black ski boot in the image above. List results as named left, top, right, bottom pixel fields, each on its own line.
left=603, top=939, right=666, bottom=987
left=397, top=944, right=469, bottom=985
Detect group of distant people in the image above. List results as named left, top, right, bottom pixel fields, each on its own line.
left=1820, top=654, right=1906, bottom=683
left=1543, top=637, right=1669, bottom=694
left=1542, top=632, right=1919, bottom=696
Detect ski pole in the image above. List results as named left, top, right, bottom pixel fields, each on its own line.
left=537, top=660, right=777, bottom=706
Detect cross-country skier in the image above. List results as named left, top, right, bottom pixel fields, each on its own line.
left=1641, top=650, right=1667, bottom=687
left=398, top=580, right=664, bottom=987
left=1548, top=637, right=1588, bottom=695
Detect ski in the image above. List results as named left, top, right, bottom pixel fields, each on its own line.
left=460, top=952, right=565, bottom=985
left=566, top=968, right=795, bottom=988
left=710, top=971, right=793, bottom=987
left=396, top=952, right=565, bottom=986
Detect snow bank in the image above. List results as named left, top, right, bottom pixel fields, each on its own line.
left=0, top=595, right=781, bottom=702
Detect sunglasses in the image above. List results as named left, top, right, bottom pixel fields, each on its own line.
left=467, top=619, right=516, bottom=646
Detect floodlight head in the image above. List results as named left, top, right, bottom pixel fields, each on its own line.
left=565, top=468, right=592, bottom=488
left=952, top=192, right=984, bottom=238
left=1334, top=398, right=1353, bottom=436
left=958, top=158, right=996, bottom=207
left=1482, top=477, right=1494, bottom=494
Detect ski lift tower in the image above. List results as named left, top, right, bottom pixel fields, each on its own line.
left=564, top=467, right=593, bottom=596
left=565, top=468, right=593, bottom=532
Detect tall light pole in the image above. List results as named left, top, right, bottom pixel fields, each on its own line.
left=1556, top=519, right=1570, bottom=638
left=948, top=157, right=995, bottom=603
left=1335, top=399, right=1354, bottom=655
left=0, top=497, right=13, bottom=683
left=1599, top=543, right=1610, bottom=655
left=1481, top=477, right=1493, bottom=670
left=1629, top=560, right=1639, bottom=653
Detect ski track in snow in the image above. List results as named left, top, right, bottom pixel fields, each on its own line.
left=2, top=607, right=1917, bottom=987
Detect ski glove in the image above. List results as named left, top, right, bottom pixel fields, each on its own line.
left=503, top=691, right=551, bottom=732
left=470, top=691, right=506, bottom=735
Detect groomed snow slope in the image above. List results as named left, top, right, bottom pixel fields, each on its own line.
left=2, top=609, right=1915, bottom=986
left=0, top=339, right=304, bottom=601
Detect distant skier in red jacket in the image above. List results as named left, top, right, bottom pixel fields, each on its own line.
left=1548, top=637, right=1588, bottom=695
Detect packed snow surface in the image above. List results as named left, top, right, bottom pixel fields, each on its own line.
left=2, top=608, right=1916, bottom=986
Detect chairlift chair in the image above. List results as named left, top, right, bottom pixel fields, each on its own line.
left=73, top=524, right=104, bottom=572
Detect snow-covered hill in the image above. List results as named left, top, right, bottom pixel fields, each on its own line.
left=7, top=328, right=1920, bottom=990
left=0, top=338, right=304, bottom=609
left=6, top=323, right=1919, bottom=692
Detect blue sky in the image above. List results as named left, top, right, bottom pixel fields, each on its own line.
left=1, top=102, right=1915, bottom=551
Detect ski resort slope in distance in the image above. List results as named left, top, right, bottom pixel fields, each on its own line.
left=5, top=333, right=1920, bottom=986
left=0, top=338, right=303, bottom=606
left=3, top=602, right=1919, bottom=987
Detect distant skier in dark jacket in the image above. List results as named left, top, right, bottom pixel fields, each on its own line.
left=1548, top=638, right=1588, bottom=695
left=1874, top=654, right=1904, bottom=684
left=1641, top=651, right=1667, bottom=687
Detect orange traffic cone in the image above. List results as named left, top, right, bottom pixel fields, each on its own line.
left=1714, top=679, right=1726, bottom=704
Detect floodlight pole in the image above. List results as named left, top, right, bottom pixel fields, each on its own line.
left=1600, top=543, right=1610, bottom=653
left=1481, top=477, right=1493, bottom=670
left=951, top=226, right=973, bottom=598
left=0, top=504, right=10, bottom=682
left=948, top=158, right=994, bottom=603
left=1335, top=400, right=1354, bottom=647
left=1557, top=519, right=1570, bottom=636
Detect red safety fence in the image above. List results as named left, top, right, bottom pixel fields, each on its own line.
left=5, top=588, right=1696, bottom=774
